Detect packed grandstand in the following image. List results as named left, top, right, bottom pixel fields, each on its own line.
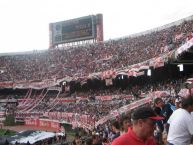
left=0, top=14, right=193, bottom=145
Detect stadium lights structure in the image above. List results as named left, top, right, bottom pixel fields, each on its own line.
left=177, top=64, right=184, bottom=72
left=147, top=69, right=151, bottom=76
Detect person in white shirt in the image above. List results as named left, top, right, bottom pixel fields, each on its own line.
left=167, top=96, right=193, bottom=145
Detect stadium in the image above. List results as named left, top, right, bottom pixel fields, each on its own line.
left=0, top=13, right=193, bottom=145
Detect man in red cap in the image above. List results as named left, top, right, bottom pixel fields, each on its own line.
left=112, top=106, right=164, bottom=145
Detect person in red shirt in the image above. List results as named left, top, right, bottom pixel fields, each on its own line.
left=112, top=106, right=164, bottom=145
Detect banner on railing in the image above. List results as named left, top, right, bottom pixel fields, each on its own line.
left=95, top=95, right=112, bottom=101
left=95, top=91, right=170, bottom=127
left=25, top=119, right=60, bottom=130
left=43, top=112, right=95, bottom=130
left=0, top=82, right=13, bottom=88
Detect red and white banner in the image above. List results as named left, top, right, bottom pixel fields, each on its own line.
left=176, top=37, right=193, bottom=56
left=25, top=119, right=60, bottom=130
left=0, top=81, right=13, bottom=88
left=148, top=91, right=170, bottom=98
left=43, top=112, right=95, bottom=130
left=95, top=95, right=112, bottom=101
left=186, top=78, right=193, bottom=84
left=95, top=96, right=152, bottom=127
left=101, top=70, right=117, bottom=79
left=95, top=90, right=171, bottom=127
left=178, top=88, right=193, bottom=97
left=16, top=112, right=43, bottom=119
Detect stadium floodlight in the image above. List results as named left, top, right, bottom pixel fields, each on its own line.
left=147, top=69, right=151, bottom=76
left=62, top=82, right=66, bottom=85
left=177, top=64, right=183, bottom=72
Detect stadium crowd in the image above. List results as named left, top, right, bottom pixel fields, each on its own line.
left=4, top=94, right=193, bottom=145
left=0, top=16, right=193, bottom=145
left=0, top=18, right=192, bottom=82
left=12, top=76, right=185, bottom=122
left=48, top=78, right=181, bottom=118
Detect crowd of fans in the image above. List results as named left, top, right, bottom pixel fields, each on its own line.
left=44, top=77, right=183, bottom=117
left=11, top=75, right=185, bottom=123
left=12, top=94, right=189, bottom=145
left=61, top=91, right=192, bottom=145
left=0, top=72, right=184, bottom=122
left=4, top=72, right=189, bottom=145
left=0, top=16, right=193, bottom=145
left=0, top=18, right=192, bottom=82
left=2, top=93, right=193, bottom=145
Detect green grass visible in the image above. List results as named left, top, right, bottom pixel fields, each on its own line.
left=0, top=128, right=6, bottom=136
left=0, top=128, right=16, bottom=136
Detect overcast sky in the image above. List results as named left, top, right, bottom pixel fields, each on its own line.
left=0, top=0, right=193, bottom=53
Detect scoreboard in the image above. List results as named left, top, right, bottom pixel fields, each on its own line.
left=49, top=14, right=103, bottom=47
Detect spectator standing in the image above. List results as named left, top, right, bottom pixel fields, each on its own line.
left=167, top=96, right=193, bottom=145
left=154, top=98, right=173, bottom=132
left=74, top=138, right=83, bottom=145
left=120, top=116, right=131, bottom=135
left=112, top=106, right=163, bottom=145
left=92, top=134, right=103, bottom=145
left=111, top=121, right=121, bottom=141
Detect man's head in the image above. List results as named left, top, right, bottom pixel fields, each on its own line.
left=154, top=98, right=164, bottom=108
left=120, top=116, right=131, bottom=132
left=131, top=106, right=163, bottom=140
left=112, top=121, right=121, bottom=133
left=75, top=138, right=83, bottom=145
left=181, top=96, right=193, bottom=112
left=92, top=134, right=100, bottom=145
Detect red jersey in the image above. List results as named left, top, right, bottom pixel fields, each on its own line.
left=112, top=127, right=156, bottom=145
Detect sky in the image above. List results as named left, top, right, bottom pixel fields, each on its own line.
left=0, top=0, right=193, bottom=54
